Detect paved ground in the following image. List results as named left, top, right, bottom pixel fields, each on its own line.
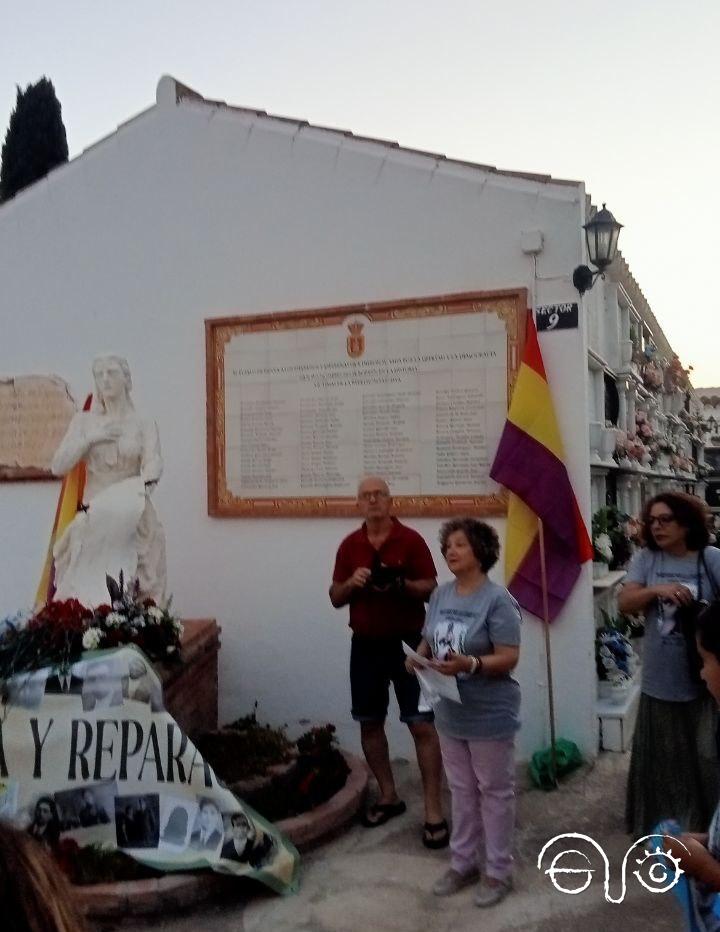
left=112, top=751, right=683, bottom=932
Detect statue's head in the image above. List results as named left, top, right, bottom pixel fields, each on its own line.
left=91, top=355, right=132, bottom=410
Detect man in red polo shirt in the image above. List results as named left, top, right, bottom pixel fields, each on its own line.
left=330, top=476, right=447, bottom=848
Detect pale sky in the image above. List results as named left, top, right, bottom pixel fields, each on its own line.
left=2, top=0, right=718, bottom=385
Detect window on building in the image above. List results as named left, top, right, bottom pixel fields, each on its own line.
left=604, top=374, right=619, bottom=426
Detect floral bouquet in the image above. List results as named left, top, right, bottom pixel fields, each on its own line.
left=83, top=573, right=183, bottom=657
left=0, top=573, right=182, bottom=683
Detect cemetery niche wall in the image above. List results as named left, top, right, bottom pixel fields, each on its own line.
left=206, top=288, right=526, bottom=517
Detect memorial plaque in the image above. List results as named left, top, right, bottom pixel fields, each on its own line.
left=0, top=376, right=76, bottom=480
left=206, top=289, right=527, bottom=517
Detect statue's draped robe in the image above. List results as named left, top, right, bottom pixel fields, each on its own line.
left=52, top=412, right=166, bottom=606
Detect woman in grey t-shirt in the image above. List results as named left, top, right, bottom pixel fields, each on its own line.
left=407, top=517, right=521, bottom=909
left=619, top=492, right=720, bottom=837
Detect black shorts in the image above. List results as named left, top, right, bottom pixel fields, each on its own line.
left=350, top=633, right=434, bottom=725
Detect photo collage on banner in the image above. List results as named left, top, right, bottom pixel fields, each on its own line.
left=0, top=645, right=298, bottom=893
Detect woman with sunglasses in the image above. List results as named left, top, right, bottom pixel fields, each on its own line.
left=619, top=492, right=720, bottom=837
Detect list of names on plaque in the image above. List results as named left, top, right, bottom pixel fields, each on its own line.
left=435, top=387, right=487, bottom=487
left=222, top=310, right=508, bottom=501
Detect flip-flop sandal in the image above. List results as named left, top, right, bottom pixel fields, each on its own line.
left=360, top=800, right=407, bottom=828
left=422, top=819, right=450, bottom=849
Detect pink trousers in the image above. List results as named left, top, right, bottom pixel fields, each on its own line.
left=438, top=732, right=516, bottom=881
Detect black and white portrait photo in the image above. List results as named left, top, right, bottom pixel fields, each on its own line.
left=3, top=669, right=48, bottom=710
left=55, top=781, right=116, bottom=832
left=220, top=811, right=276, bottom=868
left=188, top=797, right=223, bottom=852
left=81, top=658, right=124, bottom=712
left=115, top=793, right=160, bottom=849
left=122, top=655, right=164, bottom=712
left=45, top=662, right=84, bottom=696
left=26, top=795, right=61, bottom=851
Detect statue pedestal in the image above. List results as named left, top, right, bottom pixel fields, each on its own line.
left=157, top=618, right=220, bottom=739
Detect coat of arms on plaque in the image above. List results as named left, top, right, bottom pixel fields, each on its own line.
left=346, top=321, right=365, bottom=358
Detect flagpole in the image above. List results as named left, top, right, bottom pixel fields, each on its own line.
left=537, top=517, right=558, bottom=787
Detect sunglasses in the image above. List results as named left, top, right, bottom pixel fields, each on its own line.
left=648, top=515, right=676, bottom=527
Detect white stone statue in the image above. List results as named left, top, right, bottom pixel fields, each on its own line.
left=51, top=355, right=167, bottom=607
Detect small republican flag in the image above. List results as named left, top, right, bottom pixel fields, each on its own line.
left=490, top=311, right=592, bottom=621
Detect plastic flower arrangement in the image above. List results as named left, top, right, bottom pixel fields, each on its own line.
left=642, top=362, right=664, bottom=391
left=592, top=507, right=633, bottom=570
left=0, top=573, right=182, bottom=682
left=596, top=628, right=636, bottom=684
left=594, top=532, right=613, bottom=564
left=635, top=411, right=655, bottom=441
left=664, top=355, right=691, bottom=392
left=613, top=431, right=632, bottom=463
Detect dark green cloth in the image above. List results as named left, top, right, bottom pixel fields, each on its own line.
left=626, top=692, right=719, bottom=837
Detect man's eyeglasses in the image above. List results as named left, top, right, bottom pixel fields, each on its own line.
left=648, top=514, right=676, bottom=527
left=359, top=490, right=389, bottom=501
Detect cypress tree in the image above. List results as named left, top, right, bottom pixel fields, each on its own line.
left=0, top=77, right=69, bottom=202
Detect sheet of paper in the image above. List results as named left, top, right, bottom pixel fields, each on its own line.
left=402, top=642, right=462, bottom=704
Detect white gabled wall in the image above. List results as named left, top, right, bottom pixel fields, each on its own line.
left=0, top=80, right=595, bottom=761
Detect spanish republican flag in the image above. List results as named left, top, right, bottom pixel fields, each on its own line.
left=490, top=311, right=592, bottom=621
left=34, top=394, right=92, bottom=609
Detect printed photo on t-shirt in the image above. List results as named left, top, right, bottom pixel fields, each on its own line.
left=433, top=619, right=467, bottom=660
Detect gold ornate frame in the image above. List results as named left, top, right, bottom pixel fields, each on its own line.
left=206, top=289, right=527, bottom=517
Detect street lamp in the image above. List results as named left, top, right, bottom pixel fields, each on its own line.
left=573, top=203, right=623, bottom=294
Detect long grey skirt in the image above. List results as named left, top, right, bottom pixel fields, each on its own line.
left=626, top=692, right=720, bottom=837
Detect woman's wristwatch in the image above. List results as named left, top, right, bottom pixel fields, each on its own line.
left=467, top=655, right=483, bottom=675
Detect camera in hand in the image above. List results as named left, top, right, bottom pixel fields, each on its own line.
left=370, top=553, right=405, bottom=590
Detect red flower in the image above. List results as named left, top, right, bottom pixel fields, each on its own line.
left=95, top=604, right=112, bottom=617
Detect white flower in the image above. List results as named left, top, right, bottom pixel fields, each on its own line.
left=131, top=616, right=146, bottom=628
left=82, top=627, right=104, bottom=650
left=166, top=645, right=177, bottom=654
left=172, top=620, right=184, bottom=638
left=147, top=607, right=164, bottom=623
left=594, top=532, right=613, bottom=563
left=106, top=612, right=124, bottom=628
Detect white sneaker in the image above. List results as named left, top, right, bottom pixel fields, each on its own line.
left=474, top=877, right=513, bottom=907
left=432, top=867, right=480, bottom=897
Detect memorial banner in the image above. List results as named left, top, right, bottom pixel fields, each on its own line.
left=206, top=289, right=526, bottom=517
left=0, top=645, right=299, bottom=894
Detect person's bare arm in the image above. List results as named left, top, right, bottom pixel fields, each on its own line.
left=404, top=577, right=437, bottom=600
left=666, top=834, right=720, bottom=889
left=618, top=581, right=694, bottom=614
left=329, top=567, right=371, bottom=608
left=432, top=644, right=519, bottom=677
